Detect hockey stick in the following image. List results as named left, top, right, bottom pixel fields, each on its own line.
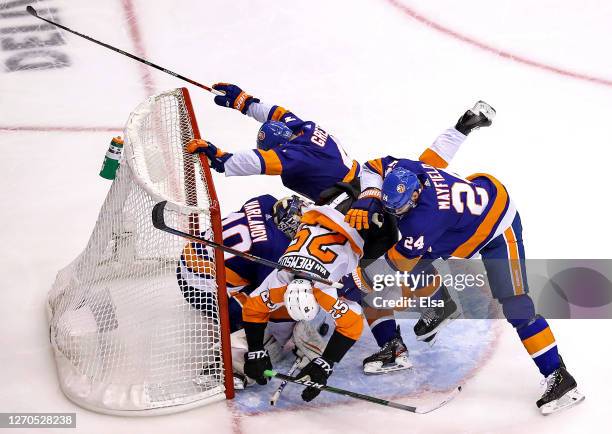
left=25, top=6, right=222, bottom=95
left=152, top=201, right=343, bottom=289
left=264, top=370, right=461, bottom=414
left=270, top=356, right=302, bottom=406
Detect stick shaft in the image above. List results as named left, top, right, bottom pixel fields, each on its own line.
left=270, top=356, right=301, bottom=405
left=26, top=7, right=220, bottom=94
left=152, top=201, right=341, bottom=289
left=265, top=370, right=419, bottom=412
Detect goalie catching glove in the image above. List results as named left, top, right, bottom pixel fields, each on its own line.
left=186, top=139, right=232, bottom=173
left=212, top=83, right=260, bottom=114
left=344, top=188, right=383, bottom=230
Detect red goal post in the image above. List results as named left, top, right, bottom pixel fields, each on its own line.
left=182, top=87, right=234, bottom=400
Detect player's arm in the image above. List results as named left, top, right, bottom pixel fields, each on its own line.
left=344, top=213, right=447, bottom=296
left=185, top=139, right=284, bottom=177
left=345, top=156, right=398, bottom=230
left=240, top=269, right=292, bottom=384
left=292, top=283, right=363, bottom=402
left=211, top=82, right=305, bottom=132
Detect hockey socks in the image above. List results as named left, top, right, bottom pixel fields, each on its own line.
left=516, top=316, right=560, bottom=377
left=370, top=318, right=398, bottom=348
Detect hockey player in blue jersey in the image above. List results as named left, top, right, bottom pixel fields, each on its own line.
left=177, top=194, right=292, bottom=330
left=342, top=155, right=585, bottom=414
left=185, top=83, right=359, bottom=203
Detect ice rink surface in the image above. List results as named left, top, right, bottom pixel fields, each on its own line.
left=1, top=0, right=611, bottom=432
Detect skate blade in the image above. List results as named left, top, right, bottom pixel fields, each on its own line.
left=423, top=333, right=438, bottom=347
left=540, top=387, right=585, bottom=415
left=363, top=356, right=413, bottom=375
left=415, top=311, right=460, bottom=342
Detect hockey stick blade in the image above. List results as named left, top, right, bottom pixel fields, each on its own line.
left=264, top=370, right=460, bottom=413
left=152, top=201, right=343, bottom=289
left=151, top=200, right=171, bottom=231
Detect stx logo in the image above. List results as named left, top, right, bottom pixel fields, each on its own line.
left=313, top=357, right=333, bottom=374
left=247, top=350, right=268, bottom=360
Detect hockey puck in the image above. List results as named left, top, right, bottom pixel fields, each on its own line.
left=318, top=323, right=329, bottom=336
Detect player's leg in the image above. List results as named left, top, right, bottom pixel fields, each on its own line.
left=361, top=309, right=412, bottom=374
left=225, top=294, right=292, bottom=389
left=290, top=310, right=329, bottom=368
left=411, top=260, right=460, bottom=343
left=240, top=281, right=288, bottom=385
left=359, top=214, right=413, bottom=374
left=480, top=213, right=584, bottom=414
left=293, top=286, right=364, bottom=402
left=177, top=259, right=252, bottom=387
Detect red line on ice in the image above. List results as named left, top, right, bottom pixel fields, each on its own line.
left=384, top=0, right=612, bottom=88
left=120, top=0, right=156, bottom=94
left=0, top=126, right=123, bottom=132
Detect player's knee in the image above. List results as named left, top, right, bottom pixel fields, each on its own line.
left=227, top=297, right=243, bottom=333
left=499, top=294, right=536, bottom=329
left=177, top=278, right=214, bottom=311
left=336, top=312, right=364, bottom=341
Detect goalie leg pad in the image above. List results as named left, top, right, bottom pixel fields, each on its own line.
left=291, top=320, right=327, bottom=369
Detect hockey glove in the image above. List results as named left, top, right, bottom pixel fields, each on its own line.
left=455, top=101, right=496, bottom=135
left=212, top=83, right=260, bottom=114
left=344, top=188, right=383, bottom=230
left=337, top=270, right=364, bottom=303
left=186, top=139, right=232, bottom=173
left=295, top=357, right=334, bottom=402
left=244, top=349, right=272, bottom=385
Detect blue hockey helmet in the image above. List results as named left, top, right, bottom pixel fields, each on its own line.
left=381, top=167, right=422, bottom=216
left=257, top=121, right=292, bottom=151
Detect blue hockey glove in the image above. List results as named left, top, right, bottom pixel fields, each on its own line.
left=345, top=188, right=383, bottom=230
left=337, top=271, right=364, bottom=303
left=186, top=139, right=232, bottom=173
left=212, top=83, right=260, bottom=114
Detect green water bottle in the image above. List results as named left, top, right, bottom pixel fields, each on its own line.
left=99, top=136, right=124, bottom=180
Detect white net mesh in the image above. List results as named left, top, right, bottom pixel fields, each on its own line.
left=47, top=88, right=229, bottom=415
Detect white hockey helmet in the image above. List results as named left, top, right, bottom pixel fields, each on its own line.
left=284, top=279, right=319, bottom=322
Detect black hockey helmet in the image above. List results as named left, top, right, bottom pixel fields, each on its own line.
left=272, top=195, right=307, bottom=239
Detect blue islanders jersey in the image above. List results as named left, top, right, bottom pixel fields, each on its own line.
left=254, top=106, right=359, bottom=201
left=179, top=194, right=290, bottom=296
left=365, top=156, right=516, bottom=265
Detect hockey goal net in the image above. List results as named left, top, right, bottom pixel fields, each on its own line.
left=47, top=88, right=233, bottom=415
